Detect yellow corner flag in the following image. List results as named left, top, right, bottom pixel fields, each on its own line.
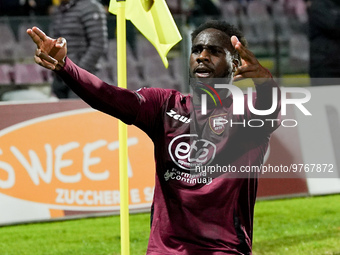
left=109, top=0, right=182, bottom=68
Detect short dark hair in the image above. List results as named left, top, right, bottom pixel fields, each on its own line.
left=191, top=20, right=247, bottom=60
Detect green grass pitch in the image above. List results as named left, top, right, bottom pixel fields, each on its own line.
left=0, top=194, right=339, bottom=255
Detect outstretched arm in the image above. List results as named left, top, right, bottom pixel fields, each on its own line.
left=26, top=27, right=169, bottom=133
left=26, top=27, right=139, bottom=124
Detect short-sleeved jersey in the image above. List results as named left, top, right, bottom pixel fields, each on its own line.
left=58, top=57, right=281, bottom=255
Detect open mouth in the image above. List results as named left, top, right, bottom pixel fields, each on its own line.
left=195, top=67, right=213, bottom=78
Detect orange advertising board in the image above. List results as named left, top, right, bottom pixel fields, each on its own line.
left=3, top=86, right=340, bottom=225
left=0, top=101, right=155, bottom=224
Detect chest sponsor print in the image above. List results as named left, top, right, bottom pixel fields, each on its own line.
left=164, top=168, right=212, bottom=185
left=168, top=134, right=216, bottom=170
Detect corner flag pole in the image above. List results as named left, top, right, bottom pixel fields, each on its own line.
left=116, top=1, right=130, bottom=255
left=109, top=0, right=181, bottom=253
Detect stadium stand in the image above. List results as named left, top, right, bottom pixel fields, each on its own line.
left=0, top=0, right=311, bottom=101
left=288, top=32, right=309, bottom=74
left=13, top=63, right=45, bottom=85
left=0, top=22, right=18, bottom=61
left=0, top=64, right=12, bottom=85
left=143, top=55, right=175, bottom=89
left=220, top=1, right=239, bottom=26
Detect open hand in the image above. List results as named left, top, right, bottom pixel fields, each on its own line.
left=231, top=36, right=271, bottom=85
left=26, top=27, right=67, bottom=71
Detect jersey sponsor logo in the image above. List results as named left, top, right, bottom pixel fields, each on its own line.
left=209, top=113, right=228, bottom=135
left=164, top=168, right=212, bottom=185
left=168, top=134, right=216, bottom=170
left=166, top=109, right=191, bottom=124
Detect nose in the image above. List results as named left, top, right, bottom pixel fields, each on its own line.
left=197, top=49, right=210, bottom=63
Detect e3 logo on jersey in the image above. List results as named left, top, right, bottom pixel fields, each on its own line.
left=168, top=134, right=216, bottom=170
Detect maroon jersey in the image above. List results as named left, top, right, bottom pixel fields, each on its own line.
left=58, top=57, right=280, bottom=255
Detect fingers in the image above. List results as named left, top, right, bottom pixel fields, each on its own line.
left=27, top=27, right=65, bottom=70
left=231, top=35, right=256, bottom=64
left=231, top=35, right=240, bottom=49
left=35, top=48, right=57, bottom=64
left=231, top=35, right=266, bottom=79
left=236, top=44, right=256, bottom=64
left=234, top=64, right=269, bottom=78
left=34, top=57, right=57, bottom=70
left=235, top=63, right=257, bottom=75
left=26, top=27, right=47, bottom=46
left=31, top=26, right=48, bottom=42
left=35, top=48, right=58, bottom=70
left=234, top=65, right=258, bottom=80
left=230, top=35, right=272, bottom=84
left=233, top=64, right=272, bottom=84
left=27, top=28, right=42, bottom=47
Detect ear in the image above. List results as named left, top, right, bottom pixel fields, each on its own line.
left=232, top=58, right=240, bottom=72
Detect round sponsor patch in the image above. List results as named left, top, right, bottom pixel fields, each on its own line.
left=168, top=134, right=216, bottom=170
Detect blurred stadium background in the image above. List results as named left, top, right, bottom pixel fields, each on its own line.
left=0, top=0, right=311, bottom=99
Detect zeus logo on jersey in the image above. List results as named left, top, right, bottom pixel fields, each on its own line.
left=168, top=134, right=216, bottom=170
left=166, top=110, right=191, bottom=124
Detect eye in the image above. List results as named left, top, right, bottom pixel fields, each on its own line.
left=210, top=48, right=218, bottom=55
left=210, top=47, right=223, bottom=55
left=191, top=46, right=201, bottom=54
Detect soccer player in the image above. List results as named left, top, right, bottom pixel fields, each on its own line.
left=27, top=20, right=280, bottom=254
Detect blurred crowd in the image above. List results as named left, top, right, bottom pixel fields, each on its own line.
left=0, top=0, right=339, bottom=101
left=0, top=0, right=308, bottom=20
left=0, top=0, right=112, bottom=16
